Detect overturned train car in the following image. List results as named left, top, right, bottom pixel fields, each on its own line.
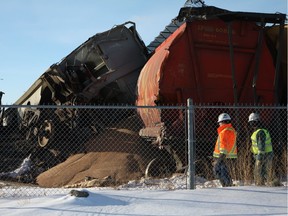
left=16, top=21, right=148, bottom=106
left=136, top=6, right=287, bottom=172
left=2, top=22, right=148, bottom=149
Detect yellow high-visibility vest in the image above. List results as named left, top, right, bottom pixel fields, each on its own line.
left=250, top=129, right=272, bottom=154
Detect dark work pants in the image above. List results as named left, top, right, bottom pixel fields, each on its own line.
left=213, top=158, right=232, bottom=187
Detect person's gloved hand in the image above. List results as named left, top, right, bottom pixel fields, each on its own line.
left=256, top=154, right=264, bottom=161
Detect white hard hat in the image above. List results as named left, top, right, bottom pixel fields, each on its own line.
left=218, top=113, right=231, bottom=123
left=248, top=113, right=260, bottom=122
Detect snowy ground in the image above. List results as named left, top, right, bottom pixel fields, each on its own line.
left=0, top=175, right=287, bottom=216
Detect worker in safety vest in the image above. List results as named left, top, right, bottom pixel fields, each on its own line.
left=248, top=112, right=274, bottom=186
left=213, top=113, right=237, bottom=187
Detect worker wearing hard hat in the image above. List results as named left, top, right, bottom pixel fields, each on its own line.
left=248, top=112, right=274, bottom=186
left=213, top=113, right=237, bottom=187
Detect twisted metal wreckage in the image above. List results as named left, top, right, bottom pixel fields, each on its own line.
left=0, top=1, right=287, bottom=184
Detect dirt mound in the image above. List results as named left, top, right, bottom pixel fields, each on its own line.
left=37, top=114, right=156, bottom=187
left=37, top=151, right=145, bottom=187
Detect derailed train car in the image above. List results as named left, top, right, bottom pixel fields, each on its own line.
left=136, top=5, right=287, bottom=172
left=16, top=21, right=148, bottom=107
left=1, top=21, right=148, bottom=150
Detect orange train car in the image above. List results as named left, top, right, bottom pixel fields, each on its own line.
left=136, top=6, right=286, bottom=147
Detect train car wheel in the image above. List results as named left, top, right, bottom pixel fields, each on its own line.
left=38, top=120, right=53, bottom=147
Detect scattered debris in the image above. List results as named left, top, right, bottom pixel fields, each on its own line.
left=64, top=176, right=114, bottom=188
left=0, top=154, right=32, bottom=180
left=69, top=189, right=89, bottom=198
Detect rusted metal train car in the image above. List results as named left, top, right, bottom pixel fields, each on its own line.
left=136, top=5, right=287, bottom=171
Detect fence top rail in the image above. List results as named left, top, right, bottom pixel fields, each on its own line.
left=193, top=105, right=287, bottom=109
left=0, top=104, right=287, bottom=109
left=0, top=104, right=186, bottom=109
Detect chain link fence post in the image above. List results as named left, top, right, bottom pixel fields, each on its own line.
left=187, top=98, right=195, bottom=189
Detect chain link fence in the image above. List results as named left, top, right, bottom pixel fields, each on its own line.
left=0, top=104, right=287, bottom=196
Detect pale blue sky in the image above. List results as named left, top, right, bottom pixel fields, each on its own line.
left=0, top=0, right=287, bottom=104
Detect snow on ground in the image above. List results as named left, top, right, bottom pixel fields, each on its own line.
left=0, top=175, right=287, bottom=216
